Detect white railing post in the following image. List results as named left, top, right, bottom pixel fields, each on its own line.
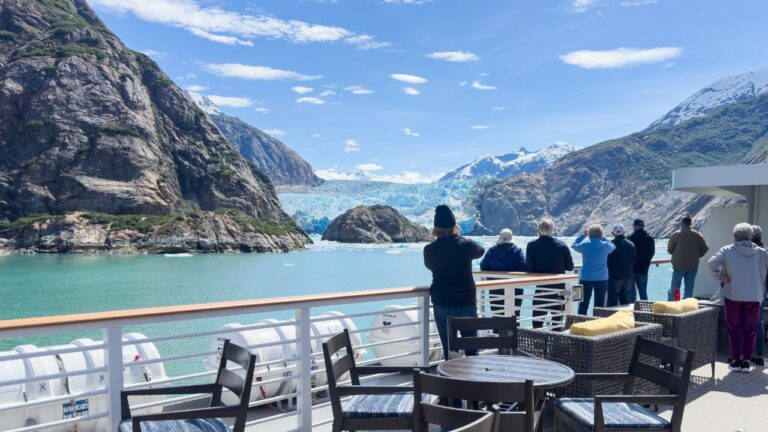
left=504, top=285, right=515, bottom=318
left=104, top=326, right=124, bottom=431
left=418, top=293, right=431, bottom=367
left=295, top=307, right=313, bottom=431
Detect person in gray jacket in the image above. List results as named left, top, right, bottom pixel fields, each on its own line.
left=708, top=223, right=768, bottom=373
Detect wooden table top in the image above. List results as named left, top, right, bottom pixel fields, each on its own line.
left=437, top=355, right=575, bottom=390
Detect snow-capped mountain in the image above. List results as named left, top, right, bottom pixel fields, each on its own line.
left=439, top=141, right=577, bottom=182
left=187, top=92, right=223, bottom=116
left=647, top=66, right=768, bottom=130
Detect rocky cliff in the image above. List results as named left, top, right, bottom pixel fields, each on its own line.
left=322, top=205, right=431, bottom=243
left=0, top=0, right=309, bottom=252
left=474, top=91, right=768, bottom=238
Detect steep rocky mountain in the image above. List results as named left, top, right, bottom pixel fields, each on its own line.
left=440, top=142, right=576, bottom=182
left=648, top=67, right=768, bottom=131
left=0, top=0, right=309, bottom=252
left=322, top=205, right=431, bottom=243
left=474, top=90, right=768, bottom=238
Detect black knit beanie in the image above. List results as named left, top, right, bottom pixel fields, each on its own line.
left=434, top=205, right=456, bottom=229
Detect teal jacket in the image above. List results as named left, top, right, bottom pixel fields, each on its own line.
left=572, top=234, right=616, bottom=281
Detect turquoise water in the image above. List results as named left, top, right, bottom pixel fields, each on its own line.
left=0, top=236, right=672, bottom=377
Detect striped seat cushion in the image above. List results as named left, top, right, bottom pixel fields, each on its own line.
left=556, top=398, right=671, bottom=429
left=342, top=393, right=428, bottom=419
left=118, top=418, right=229, bottom=432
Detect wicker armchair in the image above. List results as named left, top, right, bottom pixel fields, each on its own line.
left=518, top=315, right=663, bottom=398
left=594, top=301, right=718, bottom=378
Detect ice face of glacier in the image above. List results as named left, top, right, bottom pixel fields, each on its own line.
left=647, top=66, right=768, bottom=130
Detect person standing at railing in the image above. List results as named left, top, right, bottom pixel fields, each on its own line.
left=708, top=223, right=768, bottom=373
left=607, top=223, right=637, bottom=307
left=480, top=228, right=526, bottom=318
left=526, top=219, right=574, bottom=328
left=668, top=214, right=709, bottom=300
left=572, top=224, right=616, bottom=315
left=751, top=225, right=766, bottom=367
left=423, top=204, right=485, bottom=361
left=628, top=219, right=655, bottom=301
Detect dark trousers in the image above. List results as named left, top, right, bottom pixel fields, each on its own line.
left=607, top=279, right=635, bottom=307
left=434, top=304, right=478, bottom=361
left=724, top=298, right=761, bottom=361
left=578, top=280, right=608, bottom=315
left=532, top=285, right=565, bottom=329
left=489, top=288, right=523, bottom=317
left=633, top=273, right=649, bottom=301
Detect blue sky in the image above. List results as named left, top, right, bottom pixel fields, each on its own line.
left=89, top=0, right=768, bottom=182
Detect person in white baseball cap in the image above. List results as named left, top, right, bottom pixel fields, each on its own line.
left=607, top=222, right=636, bottom=307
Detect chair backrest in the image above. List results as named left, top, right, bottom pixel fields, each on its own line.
left=211, top=339, right=257, bottom=431
left=413, top=370, right=533, bottom=432
left=627, top=337, right=694, bottom=429
left=448, top=317, right=518, bottom=354
left=322, top=329, right=358, bottom=416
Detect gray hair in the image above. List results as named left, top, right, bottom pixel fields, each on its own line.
left=733, top=223, right=753, bottom=242
left=588, top=224, right=603, bottom=239
left=538, top=219, right=555, bottom=236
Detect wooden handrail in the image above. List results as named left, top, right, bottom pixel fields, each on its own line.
left=0, top=273, right=579, bottom=334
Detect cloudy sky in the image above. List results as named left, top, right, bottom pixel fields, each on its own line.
left=90, top=0, right=767, bottom=183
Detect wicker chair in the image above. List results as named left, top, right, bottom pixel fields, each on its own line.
left=517, top=315, right=663, bottom=398
left=594, top=300, right=718, bottom=378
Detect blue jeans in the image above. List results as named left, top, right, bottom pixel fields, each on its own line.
left=433, top=304, right=478, bottom=361
left=608, top=279, right=635, bottom=307
left=578, top=280, right=608, bottom=315
left=757, top=298, right=767, bottom=357
left=633, top=273, right=649, bottom=301
left=668, top=270, right=697, bottom=300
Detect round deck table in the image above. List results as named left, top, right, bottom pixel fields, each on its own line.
left=437, top=355, right=575, bottom=390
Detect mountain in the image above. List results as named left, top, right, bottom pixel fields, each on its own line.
left=188, top=93, right=321, bottom=186
left=439, top=141, right=576, bottom=182
left=473, top=88, right=768, bottom=238
left=648, top=67, right=768, bottom=130
left=0, top=0, right=309, bottom=253
left=321, top=205, right=431, bottom=243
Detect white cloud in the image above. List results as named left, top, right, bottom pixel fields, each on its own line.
left=620, top=0, right=658, bottom=6
left=315, top=168, right=359, bottom=181
left=559, top=47, right=683, bottom=69
left=141, top=49, right=167, bottom=58
left=254, top=107, right=270, bottom=114
left=291, top=86, right=314, bottom=94
left=177, top=72, right=197, bottom=80
left=402, top=128, right=420, bottom=137
left=356, top=163, right=383, bottom=172
left=571, top=0, right=599, bottom=12
left=185, top=84, right=208, bottom=92
left=297, top=97, right=325, bottom=105
left=492, top=106, right=508, bottom=111
left=89, top=0, right=388, bottom=49
left=459, top=81, right=468, bottom=87
left=472, top=80, right=498, bottom=90
left=470, top=125, right=490, bottom=130
left=427, top=51, right=479, bottom=62
left=403, top=87, right=421, bottom=96
left=263, top=128, right=286, bottom=137
left=390, top=73, right=428, bottom=84
left=320, top=89, right=336, bottom=96
left=369, top=171, right=441, bottom=184
left=311, top=133, right=322, bottom=138
left=204, top=63, right=321, bottom=81
left=345, top=85, right=375, bottom=95
left=206, top=95, right=252, bottom=107
left=344, top=139, right=361, bottom=153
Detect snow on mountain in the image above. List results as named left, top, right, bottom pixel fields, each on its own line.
left=647, top=66, right=768, bottom=130
left=439, top=141, right=577, bottom=182
left=187, top=91, right=223, bottom=116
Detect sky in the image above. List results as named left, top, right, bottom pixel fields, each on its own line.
left=89, top=0, right=768, bottom=183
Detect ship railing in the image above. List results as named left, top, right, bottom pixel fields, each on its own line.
left=0, top=273, right=584, bottom=432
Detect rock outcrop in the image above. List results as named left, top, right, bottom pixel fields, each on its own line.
left=322, top=205, right=431, bottom=243
left=0, top=0, right=309, bottom=252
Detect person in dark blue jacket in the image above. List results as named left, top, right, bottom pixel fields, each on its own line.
left=526, top=219, right=575, bottom=328
left=607, top=223, right=637, bottom=307
left=480, top=229, right=526, bottom=316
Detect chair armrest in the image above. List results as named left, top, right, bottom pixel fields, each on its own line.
left=129, top=406, right=240, bottom=431
left=355, top=366, right=429, bottom=375
left=335, top=385, right=413, bottom=396
left=121, top=384, right=216, bottom=420
left=573, top=373, right=632, bottom=382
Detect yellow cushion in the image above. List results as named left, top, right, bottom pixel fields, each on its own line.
left=570, top=310, right=635, bottom=336
left=651, top=298, right=699, bottom=315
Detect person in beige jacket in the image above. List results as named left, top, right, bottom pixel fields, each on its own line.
left=667, top=214, right=709, bottom=300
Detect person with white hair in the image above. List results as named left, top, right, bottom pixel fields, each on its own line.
left=480, top=228, right=526, bottom=316
left=526, top=219, right=575, bottom=328
left=708, top=223, right=768, bottom=373
left=607, top=223, right=637, bottom=307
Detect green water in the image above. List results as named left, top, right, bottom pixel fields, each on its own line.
left=0, top=237, right=672, bottom=378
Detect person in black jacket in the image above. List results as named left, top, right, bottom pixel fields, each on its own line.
left=607, top=223, right=637, bottom=307
left=526, top=219, right=574, bottom=328
left=480, top=228, right=527, bottom=317
left=627, top=219, right=655, bottom=300
left=423, top=205, right=485, bottom=360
